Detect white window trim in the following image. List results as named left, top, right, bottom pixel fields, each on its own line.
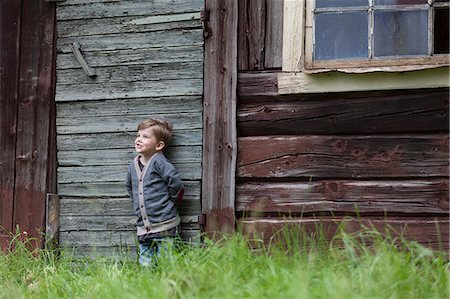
left=283, top=0, right=450, bottom=74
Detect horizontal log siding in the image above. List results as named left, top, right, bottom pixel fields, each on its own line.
left=55, top=0, right=204, bottom=254
left=236, top=88, right=450, bottom=251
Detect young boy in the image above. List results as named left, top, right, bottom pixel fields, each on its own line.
left=126, top=118, right=184, bottom=266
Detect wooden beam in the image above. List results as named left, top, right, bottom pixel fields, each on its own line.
left=0, top=0, right=21, bottom=249
left=239, top=216, right=450, bottom=251
left=238, top=88, right=449, bottom=135
left=13, top=0, right=56, bottom=248
left=236, top=180, right=449, bottom=215
left=202, top=0, right=238, bottom=235
left=238, top=135, right=449, bottom=179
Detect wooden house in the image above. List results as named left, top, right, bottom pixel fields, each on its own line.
left=1, top=0, right=448, bottom=255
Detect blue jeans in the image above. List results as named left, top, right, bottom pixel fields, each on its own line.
left=138, top=237, right=174, bottom=267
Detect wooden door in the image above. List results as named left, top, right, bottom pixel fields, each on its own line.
left=0, top=0, right=56, bottom=249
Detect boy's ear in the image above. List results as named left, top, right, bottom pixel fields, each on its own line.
left=156, top=140, right=165, bottom=151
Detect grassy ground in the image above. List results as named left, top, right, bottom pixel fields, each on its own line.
left=0, top=229, right=448, bottom=299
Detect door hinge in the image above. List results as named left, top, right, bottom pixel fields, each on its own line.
left=200, top=10, right=210, bottom=39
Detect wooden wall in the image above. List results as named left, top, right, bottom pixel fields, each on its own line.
left=237, top=0, right=449, bottom=250
left=0, top=0, right=56, bottom=249
left=55, top=0, right=204, bottom=255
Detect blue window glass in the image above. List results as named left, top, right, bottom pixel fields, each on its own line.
left=373, top=10, right=428, bottom=56
left=316, top=0, right=368, bottom=8
left=314, top=12, right=368, bottom=60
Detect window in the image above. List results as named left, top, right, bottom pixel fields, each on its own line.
left=300, top=0, right=449, bottom=72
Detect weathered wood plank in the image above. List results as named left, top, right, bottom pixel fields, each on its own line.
left=13, top=1, right=56, bottom=246
left=238, top=72, right=279, bottom=97
left=56, top=96, right=201, bottom=118
left=58, top=180, right=200, bottom=198
left=238, top=89, right=449, bottom=135
left=59, top=228, right=201, bottom=249
left=57, top=29, right=203, bottom=53
left=57, top=61, right=203, bottom=85
left=58, top=146, right=202, bottom=166
left=57, top=130, right=203, bottom=150
left=238, top=135, right=449, bottom=179
left=239, top=216, right=450, bottom=251
left=57, top=46, right=203, bottom=69
left=59, top=197, right=200, bottom=216
left=238, top=0, right=266, bottom=70
left=203, top=0, right=238, bottom=233
left=58, top=163, right=202, bottom=183
left=58, top=16, right=201, bottom=37
left=56, top=112, right=202, bottom=134
left=57, top=98, right=200, bottom=118
left=0, top=0, right=21, bottom=248
left=60, top=215, right=201, bottom=232
left=55, top=79, right=203, bottom=101
left=237, top=180, right=449, bottom=214
left=56, top=0, right=203, bottom=20
left=264, top=0, right=283, bottom=69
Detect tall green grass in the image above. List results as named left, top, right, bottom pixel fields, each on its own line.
left=0, top=228, right=448, bottom=299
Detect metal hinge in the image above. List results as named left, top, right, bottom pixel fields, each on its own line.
left=200, top=10, right=210, bottom=39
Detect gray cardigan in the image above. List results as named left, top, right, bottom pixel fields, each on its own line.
left=126, top=152, right=184, bottom=235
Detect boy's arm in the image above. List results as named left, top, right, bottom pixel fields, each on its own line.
left=158, top=159, right=184, bottom=203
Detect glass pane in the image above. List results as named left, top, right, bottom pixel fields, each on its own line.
left=375, top=0, right=427, bottom=5
left=314, top=12, right=368, bottom=60
left=373, top=10, right=428, bottom=56
left=434, top=8, right=449, bottom=54
left=316, top=0, right=367, bottom=8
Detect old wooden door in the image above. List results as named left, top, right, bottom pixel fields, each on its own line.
left=0, top=0, right=56, bottom=249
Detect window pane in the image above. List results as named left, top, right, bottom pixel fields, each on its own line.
left=314, top=12, right=368, bottom=60
left=373, top=10, right=428, bottom=56
left=434, top=8, right=449, bottom=54
left=316, top=0, right=367, bottom=8
left=374, top=0, right=427, bottom=5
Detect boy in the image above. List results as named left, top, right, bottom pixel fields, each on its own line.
left=126, top=118, right=184, bottom=266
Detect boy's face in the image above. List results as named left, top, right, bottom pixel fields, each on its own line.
left=135, top=127, right=164, bottom=158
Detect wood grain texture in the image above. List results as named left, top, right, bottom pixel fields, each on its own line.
left=57, top=29, right=203, bottom=53
left=0, top=0, right=21, bottom=248
left=56, top=0, right=203, bottom=20
left=236, top=180, right=449, bottom=214
left=238, top=89, right=449, bottom=135
left=58, top=180, right=200, bottom=198
left=57, top=46, right=203, bottom=69
left=238, top=135, right=449, bottom=179
left=239, top=216, right=449, bottom=251
left=13, top=0, right=56, bottom=246
left=202, top=0, right=237, bottom=233
left=264, top=0, right=283, bottom=69
left=238, top=0, right=266, bottom=70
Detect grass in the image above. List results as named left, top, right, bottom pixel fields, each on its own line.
left=0, top=228, right=448, bottom=299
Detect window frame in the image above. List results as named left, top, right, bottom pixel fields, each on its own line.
left=283, top=0, right=450, bottom=73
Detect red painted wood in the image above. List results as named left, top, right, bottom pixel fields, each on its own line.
left=238, top=135, right=449, bottom=179
left=239, top=216, right=450, bottom=251
left=0, top=0, right=21, bottom=249
left=236, top=179, right=449, bottom=214
left=13, top=0, right=56, bottom=247
left=238, top=88, right=449, bottom=135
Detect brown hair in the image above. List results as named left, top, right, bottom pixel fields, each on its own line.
left=137, top=118, right=173, bottom=148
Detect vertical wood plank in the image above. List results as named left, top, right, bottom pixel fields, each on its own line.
left=203, top=0, right=238, bottom=234
left=0, top=0, right=21, bottom=249
left=264, top=0, right=283, bottom=69
left=282, top=0, right=304, bottom=71
left=13, top=0, right=56, bottom=247
left=238, top=0, right=266, bottom=70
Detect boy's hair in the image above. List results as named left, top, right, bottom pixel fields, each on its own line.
left=137, top=118, right=173, bottom=148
